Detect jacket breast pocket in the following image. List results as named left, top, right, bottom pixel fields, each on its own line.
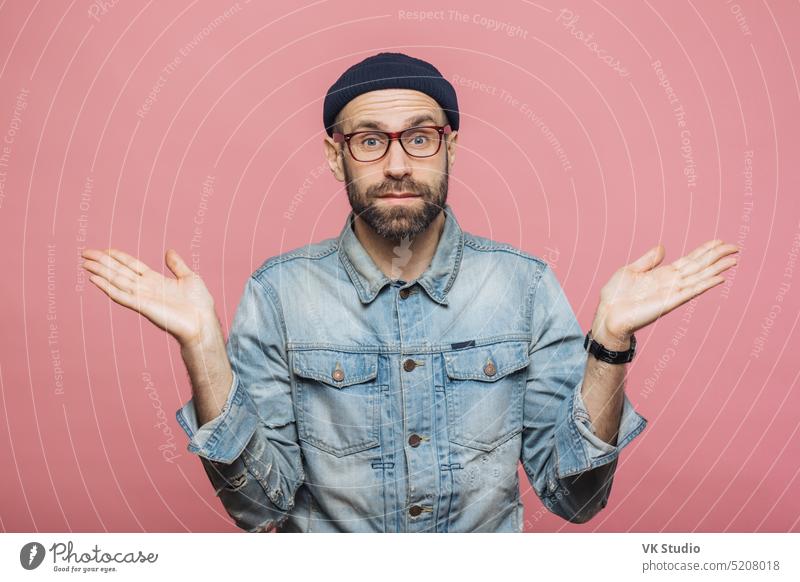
left=443, top=340, right=530, bottom=452
left=291, top=349, right=382, bottom=457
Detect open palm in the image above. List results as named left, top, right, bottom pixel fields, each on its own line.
left=597, top=239, right=739, bottom=339
left=81, top=248, right=216, bottom=347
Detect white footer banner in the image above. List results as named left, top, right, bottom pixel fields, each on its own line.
left=1, top=533, right=798, bottom=580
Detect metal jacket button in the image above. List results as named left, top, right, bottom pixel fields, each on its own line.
left=408, top=434, right=422, bottom=447
left=332, top=368, right=345, bottom=382
left=409, top=505, right=423, bottom=517
left=399, top=288, right=411, bottom=299
left=483, top=361, right=496, bottom=376
left=403, top=359, right=416, bottom=372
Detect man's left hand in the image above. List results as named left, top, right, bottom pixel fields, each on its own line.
left=590, top=239, right=740, bottom=350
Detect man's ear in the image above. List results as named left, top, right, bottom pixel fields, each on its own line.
left=445, top=130, right=458, bottom=173
left=323, top=135, right=345, bottom=182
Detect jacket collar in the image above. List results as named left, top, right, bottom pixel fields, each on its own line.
left=337, top=203, right=464, bottom=305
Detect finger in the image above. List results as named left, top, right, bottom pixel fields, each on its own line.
left=671, top=239, right=721, bottom=270
left=680, top=255, right=737, bottom=289
left=628, top=244, right=665, bottom=272
left=165, top=248, right=193, bottom=279
left=676, top=242, right=739, bottom=277
left=106, top=248, right=151, bottom=276
left=671, top=239, right=725, bottom=271
left=670, top=274, right=726, bottom=309
left=82, top=259, right=137, bottom=293
left=82, top=248, right=141, bottom=280
left=86, top=274, right=138, bottom=309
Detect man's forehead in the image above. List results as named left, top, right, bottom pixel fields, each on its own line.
left=338, top=89, right=445, bottom=131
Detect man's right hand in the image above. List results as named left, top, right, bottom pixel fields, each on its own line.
left=81, top=247, right=218, bottom=348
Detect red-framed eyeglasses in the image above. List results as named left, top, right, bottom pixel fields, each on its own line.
left=333, top=124, right=452, bottom=162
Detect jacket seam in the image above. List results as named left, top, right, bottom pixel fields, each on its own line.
left=285, top=334, right=531, bottom=353
left=527, top=261, right=548, bottom=356
left=252, top=241, right=339, bottom=279
left=249, top=275, right=290, bottom=367
left=463, top=237, right=548, bottom=265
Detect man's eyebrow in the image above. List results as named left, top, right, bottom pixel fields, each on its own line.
left=349, top=113, right=440, bottom=132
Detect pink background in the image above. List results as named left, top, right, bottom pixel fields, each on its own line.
left=1, top=0, right=798, bottom=532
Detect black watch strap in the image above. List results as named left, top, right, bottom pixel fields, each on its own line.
left=583, top=329, right=636, bottom=364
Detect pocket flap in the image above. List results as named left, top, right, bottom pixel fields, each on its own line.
left=444, top=340, right=530, bottom=381
left=292, top=349, right=378, bottom=388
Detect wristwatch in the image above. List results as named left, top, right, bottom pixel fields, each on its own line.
left=583, top=329, right=636, bottom=364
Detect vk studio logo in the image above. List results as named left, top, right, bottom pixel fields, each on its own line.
left=20, top=542, right=46, bottom=570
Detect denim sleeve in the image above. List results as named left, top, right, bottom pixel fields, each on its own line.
left=520, top=262, right=647, bottom=524
left=175, top=274, right=304, bottom=532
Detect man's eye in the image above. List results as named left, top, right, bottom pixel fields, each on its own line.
left=356, top=134, right=386, bottom=148
left=402, top=129, right=437, bottom=148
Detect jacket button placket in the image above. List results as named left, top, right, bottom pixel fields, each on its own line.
left=395, top=282, right=436, bottom=531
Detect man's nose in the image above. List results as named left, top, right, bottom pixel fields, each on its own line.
left=383, top=139, right=412, bottom=180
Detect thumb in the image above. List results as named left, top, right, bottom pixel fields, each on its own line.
left=628, top=244, right=665, bottom=272
left=165, top=248, right=193, bottom=279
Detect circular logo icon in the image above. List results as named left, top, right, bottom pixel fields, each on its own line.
left=20, top=542, right=46, bottom=570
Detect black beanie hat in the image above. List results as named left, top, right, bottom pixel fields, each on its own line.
left=323, top=52, right=459, bottom=137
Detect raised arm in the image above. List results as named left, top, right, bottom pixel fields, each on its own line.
left=81, top=248, right=233, bottom=421
left=520, top=261, right=647, bottom=524
left=81, top=249, right=304, bottom=531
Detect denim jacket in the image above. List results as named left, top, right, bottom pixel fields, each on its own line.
left=176, top=204, right=647, bottom=532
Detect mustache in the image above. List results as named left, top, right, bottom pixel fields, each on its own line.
left=367, top=180, right=430, bottom=197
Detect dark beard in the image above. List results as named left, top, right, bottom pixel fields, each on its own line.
left=344, top=156, right=449, bottom=241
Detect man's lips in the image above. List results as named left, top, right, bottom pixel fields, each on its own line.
left=379, top=192, right=420, bottom=198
